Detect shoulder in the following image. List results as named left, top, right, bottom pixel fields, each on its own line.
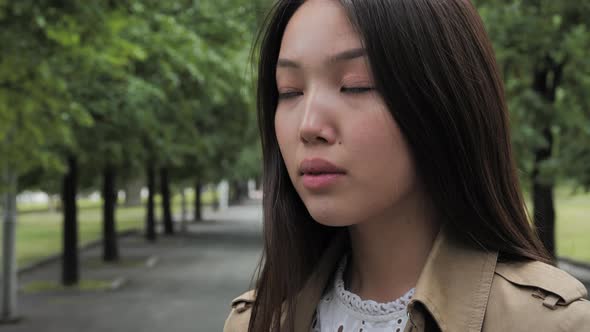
left=484, top=260, right=590, bottom=331
left=223, top=290, right=256, bottom=332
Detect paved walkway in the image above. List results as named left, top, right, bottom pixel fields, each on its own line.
left=4, top=201, right=263, bottom=332
left=3, top=200, right=589, bottom=331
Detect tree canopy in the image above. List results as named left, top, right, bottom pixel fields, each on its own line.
left=475, top=0, right=590, bottom=255
left=0, top=0, right=265, bottom=193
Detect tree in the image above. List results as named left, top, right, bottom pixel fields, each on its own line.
left=0, top=0, right=95, bottom=315
left=126, top=0, right=261, bottom=222
left=102, top=165, right=118, bottom=261
left=476, top=0, right=590, bottom=257
left=61, top=156, right=79, bottom=285
left=160, top=167, right=174, bottom=235
left=145, top=163, right=157, bottom=242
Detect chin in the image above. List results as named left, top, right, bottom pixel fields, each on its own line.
left=305, top=202, right=357, bottom=228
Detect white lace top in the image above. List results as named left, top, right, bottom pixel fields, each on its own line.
left=311, top=256, right=415, bottom=332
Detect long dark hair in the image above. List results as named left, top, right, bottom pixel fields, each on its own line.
left=250, top=0, right=550, bottom=331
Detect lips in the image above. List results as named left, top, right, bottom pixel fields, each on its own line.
left=298, top=158, right=346, bottom=190
left=299, top=158, right=346, bottom=176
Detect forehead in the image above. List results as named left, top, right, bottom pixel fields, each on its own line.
left=279, top=0, right=362, bottom=60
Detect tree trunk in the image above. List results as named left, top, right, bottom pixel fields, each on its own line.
left=229, top=180, right=238, bottom=205
left=2, top=169, right=18, bottom=321
left=62, top=156, right=79, bottom=286
left=531, top=60, right=563, bottom=259
left=102, top=165, right=119, bottom=262
left=231, top=180, right=247, bottom=204
left=180, top=188, right=187, bottom=233
left=145, top=164, right=157, bottom=242
left=240, top=181, right=248, bottom=200
left=194, top=178, right=202, bottom=222
left=160, top=167, right=174, bottom=235
left=532, top=127, right=555, bottom=257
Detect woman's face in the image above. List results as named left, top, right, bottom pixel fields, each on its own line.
left=275, top=0, right=420, bottom=227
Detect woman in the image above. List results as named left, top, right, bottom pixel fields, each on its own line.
left=224, top=0, right=590, bottom=331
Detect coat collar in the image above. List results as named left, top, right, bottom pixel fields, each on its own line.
left=409, top=228, right=498, bottom=331
left=292, top=227, right=499, bottom=332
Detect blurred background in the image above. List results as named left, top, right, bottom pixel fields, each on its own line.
left=0, top=0, right=588, bottom=331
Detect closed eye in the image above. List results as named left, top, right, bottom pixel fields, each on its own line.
left=278, top=91, right=303, bottom=100
left=341, top=86, right=374, bottom=93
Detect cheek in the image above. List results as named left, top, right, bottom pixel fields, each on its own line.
left=349, top=110, right=416, bottom=200
left=274, top=111, right=298, bottom=175
left=351, top=111, right=409, bottom=167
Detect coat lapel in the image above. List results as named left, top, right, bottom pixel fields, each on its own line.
left=292, top=227, right=499, bottom=332
left=409, top=229, right=498, bottom=331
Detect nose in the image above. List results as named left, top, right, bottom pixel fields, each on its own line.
left=299, top=89, right=337, bottom=145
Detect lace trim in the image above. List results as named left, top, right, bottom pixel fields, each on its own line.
left=334, top=255, right=415, bottom=317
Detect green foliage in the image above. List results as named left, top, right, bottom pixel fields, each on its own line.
left=0, top=0, right=267, bottom=193
left=0, top=2, right=90, bottom=177
left=475, top=0, right=590, bottom=190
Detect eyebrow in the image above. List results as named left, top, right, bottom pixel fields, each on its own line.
left=277, top=48, right=366, bottom=69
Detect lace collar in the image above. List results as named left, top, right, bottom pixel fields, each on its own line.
left=333, top=255, right=415, bottom=317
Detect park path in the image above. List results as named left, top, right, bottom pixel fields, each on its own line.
left=3, top=199, right=589, bottom=332
left=4, top=200, right=263, bottom=332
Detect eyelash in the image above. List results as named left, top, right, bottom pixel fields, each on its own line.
left=277, top=87, right=374, bottom=100
left=278, top=91, right=302, bottom=100
left=340, top=86, right=374, bottom=93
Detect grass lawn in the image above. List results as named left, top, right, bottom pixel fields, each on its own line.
left=15, top=205, right=148, bottom=267
left=552, top=187, right=590, bottom=262
left=8, top=191, right=216, bottom=267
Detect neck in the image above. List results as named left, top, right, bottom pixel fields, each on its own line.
left=346, top=189, right=439, bottom=303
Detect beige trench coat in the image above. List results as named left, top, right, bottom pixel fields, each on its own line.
left=223, top=228, right=590, bottom=331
